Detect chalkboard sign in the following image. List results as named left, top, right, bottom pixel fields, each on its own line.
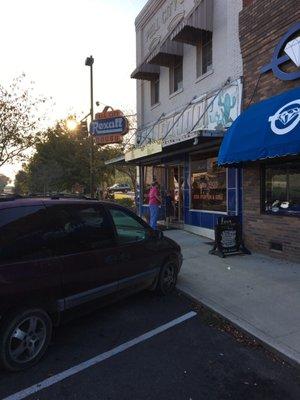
left=209, top=216, right=251, bottom=258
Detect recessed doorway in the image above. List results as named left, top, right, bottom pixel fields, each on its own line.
left=167, top=165, right=184, bottom=224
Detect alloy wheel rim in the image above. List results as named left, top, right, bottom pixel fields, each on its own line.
left=9, top=316, right=47, bottom=364
left=163, top=264, right=176, bottom=290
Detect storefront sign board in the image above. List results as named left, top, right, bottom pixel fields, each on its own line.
left=125, top=142, right=162, bottom=162
left=90, top=117, right=128, bottom=136
left=142, top=0, right=190, bottom=59
left=206, top=80, right=242, bottom=131
left=94, top=133, right=123, bottom=145
left=209, top=216, right=251, bottom=258
left=90, top=107, right=129, bottom=145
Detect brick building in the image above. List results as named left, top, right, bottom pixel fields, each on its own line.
left=219, top=0, right=300, bottom=261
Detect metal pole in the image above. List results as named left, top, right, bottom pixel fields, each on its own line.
left=89, top=57, right=95, bottom=198
left=90, top=61, right=94, bottom=120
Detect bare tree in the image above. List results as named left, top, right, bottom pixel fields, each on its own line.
left=0, top=74, right=47, bottom=167
left=122, top=110, right=137, bottom=151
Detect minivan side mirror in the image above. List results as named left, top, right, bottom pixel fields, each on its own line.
left=154, top=230, right=164, bottom=240
left=146, top=229, right=164, bottom=240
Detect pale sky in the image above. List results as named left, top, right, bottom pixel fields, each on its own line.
left=0, top=0, right=147, bottom=181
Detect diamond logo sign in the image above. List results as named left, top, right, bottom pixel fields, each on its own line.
left=269, top=100, right=300, bottom=135
left=284, top=36, right=300, bottom=67
left=261, top=22, right=300, bottom=81
left=277, top=107, right=300, bottom=125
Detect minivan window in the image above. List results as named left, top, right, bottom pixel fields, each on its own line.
left=109, top=208, right=148, bottom=244
left=45, top=204, right=114, bottom=254
left=0, top=206, right=51, bottom=264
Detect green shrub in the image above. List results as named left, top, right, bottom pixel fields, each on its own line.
left=113, top=197, right=135, bottom=210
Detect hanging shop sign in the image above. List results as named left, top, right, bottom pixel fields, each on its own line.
left=261, top=22, right=300, bottom=81
left=125, top=141, right=162, bottom=162
left=93, top=132, right=123, bottom=145
left=90, top=107, right=129, bottom=145
left=209, top=216, right=251, bottom=258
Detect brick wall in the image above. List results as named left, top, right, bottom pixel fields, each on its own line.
left=243, top=165, right=300, bottom=262
left=240, top=0, right=300, bottom=107
left=239, top=0, right=300, bottom=262
left=243, top=0, right=254, bottom=7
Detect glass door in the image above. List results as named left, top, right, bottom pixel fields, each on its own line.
left=167, top=165, right=184, bottom=223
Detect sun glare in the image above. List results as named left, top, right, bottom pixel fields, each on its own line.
left=66, top=118, right=78, bottom=131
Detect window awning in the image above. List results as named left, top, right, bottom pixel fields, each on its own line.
left=171, top=0, right=213, bottom=46
left=218, top=87, right=300, bottom=166
left=130, top=62, right=160, bottom=81
left=146, top=38, right=183, bottom=67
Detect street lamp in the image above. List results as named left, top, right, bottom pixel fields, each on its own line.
left=85, top=55, right=94, bottom=197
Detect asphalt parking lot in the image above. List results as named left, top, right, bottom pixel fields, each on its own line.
left=0, top=291, right=299, bottom=400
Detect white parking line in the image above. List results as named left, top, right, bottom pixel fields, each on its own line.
left=3, top=311, right=197, bottom=400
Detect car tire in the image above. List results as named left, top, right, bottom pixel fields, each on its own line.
left=0, top=308, right=52, bottom=372
left=156, top=261, right=178, bottom=295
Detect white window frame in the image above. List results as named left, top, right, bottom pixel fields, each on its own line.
left=169, top=60, right=183, bottom=95
left=196, top=32, right=213, bottom=78
left=150, top=77, right=160, bottom=106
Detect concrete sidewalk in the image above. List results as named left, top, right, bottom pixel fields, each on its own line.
left=165, top=229, right=300, bottom=366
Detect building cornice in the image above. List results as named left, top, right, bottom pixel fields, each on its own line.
left=135, top=0, right=166, bottom=30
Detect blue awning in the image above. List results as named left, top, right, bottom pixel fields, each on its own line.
left=218, top=87, right=300, bottom=166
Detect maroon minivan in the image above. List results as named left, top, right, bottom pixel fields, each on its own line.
left=0, top=197, right=182, bottom=371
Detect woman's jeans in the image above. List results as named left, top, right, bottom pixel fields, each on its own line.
left=149, top=205, right=159, bottom=229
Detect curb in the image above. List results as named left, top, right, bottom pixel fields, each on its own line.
left=177, top=287, right=300, bottom=370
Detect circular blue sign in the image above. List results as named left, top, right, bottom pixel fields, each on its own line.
left=261, top=22, right=300, bottom=81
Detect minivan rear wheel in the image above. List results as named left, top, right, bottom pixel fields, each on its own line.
left=0, top=308, right=52, bottom=371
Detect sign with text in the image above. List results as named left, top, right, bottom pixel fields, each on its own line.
left=94, top=133, right=123, bottom=145
left=209, top=216, right=251, bottom=258
left=142, top=0, right=188, bottom=58
left=91, top=117, right=128, bottom=136
left=125, top=142, right=162, bottom=161
left=90, top=107, right=129, bottom=145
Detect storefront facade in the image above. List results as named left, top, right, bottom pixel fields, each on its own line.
left=219, top=0, right=300, bottom=260
left=129, top=0, right=243, bottom=239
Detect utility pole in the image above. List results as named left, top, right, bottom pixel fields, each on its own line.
left=85, top=55, right=95, bottom=198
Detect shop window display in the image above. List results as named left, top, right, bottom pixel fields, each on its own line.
left=190, top=156, right=226, bottom=212
left=264, top=161, right=300, bottom=216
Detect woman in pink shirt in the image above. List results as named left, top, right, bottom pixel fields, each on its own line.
left=148, top=181, right=161, bottom=229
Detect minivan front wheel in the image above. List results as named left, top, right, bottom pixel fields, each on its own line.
left=156, top=261, right=178, bottom=295
left=0, top=309, right=52, bottom=371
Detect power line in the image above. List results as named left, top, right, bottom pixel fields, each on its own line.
left=162, top=97, right=196, bottom=141
left=246, top=74, right=262, bottom=108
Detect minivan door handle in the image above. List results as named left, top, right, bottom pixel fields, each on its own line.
left=118, top=252, right=131, bottom=262
left=104, top=254, right=119, bottom=264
